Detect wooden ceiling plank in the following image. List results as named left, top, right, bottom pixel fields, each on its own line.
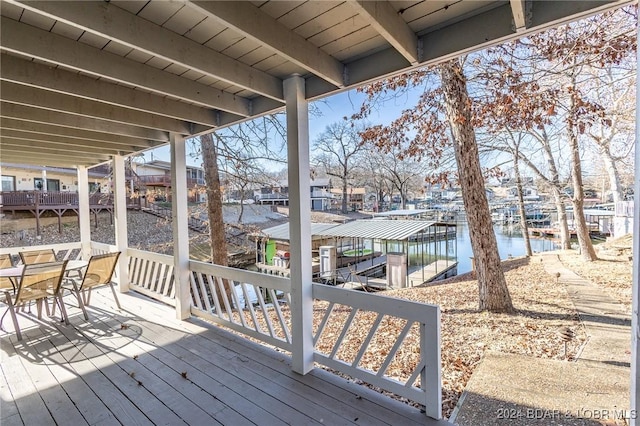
left=10, top=0, right=284, bottom=101
left=0, top=16, right=252, bottom=116
left=347, top=0, right=419, bottom=64
left=0, top=102, right=170, bottom=142
left=0, top=54, right=218, bottom=127
left=190, top=1, right=345, bottom=87
left=0, top=118, right=159, bottom=148
left=1, top=81, right=191, bottom=134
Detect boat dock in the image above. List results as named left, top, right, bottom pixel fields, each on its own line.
left=339, top=259, right=458, bottom=291
left=408, top=260, right=458, bottom=286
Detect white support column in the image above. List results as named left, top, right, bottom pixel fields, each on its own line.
left=285, top=75, right=313, bottom=375
left=631, top=23, right=639, bottom=424
left=171, top=133, right=190, bottom=320
left=113, top=155, right=129, bottom=292
left=76, top=165, right=91, bottom=260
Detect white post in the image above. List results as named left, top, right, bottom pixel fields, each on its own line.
left=171, top=133, right=190, bottom=320
left=76, top=166, right=91, bottom=260
left=285, top=75, right=313, bottom=375
left=113, top=155, right=129, bottom=292
left=42, top=169, right=47, bottom=192
left=630, top=23, right=639, bottom=424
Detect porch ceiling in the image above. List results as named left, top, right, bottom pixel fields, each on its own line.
left=0, top=0, right=631, bottom=168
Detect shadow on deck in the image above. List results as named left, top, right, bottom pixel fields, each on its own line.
left=1, top=287, right=450, bottom=425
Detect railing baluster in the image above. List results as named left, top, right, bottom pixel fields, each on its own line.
left=351, top=313, right=384, bottom=368
left=329, top=308, right=358, bottom=360
left=313, top=301, right=335, bottom=346
left=269, top=288, right=291, bottom=343
left=376, top=320, right=412, bottom=378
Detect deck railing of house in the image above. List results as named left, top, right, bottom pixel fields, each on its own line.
left=616, top=201, right=634, bottom=217
left=311, top=283, right=441, bottom=419
left=137, top=175, right=204, bottom=187
left=0, top=190, right=116, bottom=207
left=0, top=242, right=442, bottom=419
left=189, top=259, right=294, bottom=351
left=255, top=193, right=289, bottom=200
left=127, top=248, right=176, bottom=305
left=0, top=242, right=83, bottom=262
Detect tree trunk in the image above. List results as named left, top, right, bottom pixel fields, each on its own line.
left=550, top=187, right=572, bottom=250
left=566, top=82, right=597, bottom=260
left=200, top=133, right=232, bottom=306
left=601, top=147, right=623, bottom=204
left=513, top=149, right=532, bottom=257
left=568, top=129, right=598, bottom=260
left=439, top=60, right=514, bottom=313
left=538, top=133, right=571, bottom=249
left=341, top=178, right=348, bottom=214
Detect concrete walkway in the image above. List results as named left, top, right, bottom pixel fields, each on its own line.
left=452, top=253, right=632, bottom=425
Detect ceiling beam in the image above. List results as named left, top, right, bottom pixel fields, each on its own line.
left=0, top=154, right=98, bottom=168
left=190, top=1, right=345, bottom=88
left=9, top=0, right=285, bottom=102
left=347, top=0, right=419, bottom=65
left=0, top=54, right=219, bottom=127
left=0, top=129, right=153, bottom=153
left=0, top=16, right=251, bottom=117
left=1, top=81, right=191, bottom=134
left=0, top=118, right=160, bottom=148
left=510, top=0, right=528, bottom=31
left=0, top=102, right=170, bottom=142
left=0, top=143, right=112, bottom=163
left=308, top=1, right=628, bottom=100
left=1, top=139, right=115, bottom=160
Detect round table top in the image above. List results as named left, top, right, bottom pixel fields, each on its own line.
left=0, top=260, right=88, bottom=278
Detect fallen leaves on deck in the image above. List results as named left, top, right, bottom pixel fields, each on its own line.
left=225, top=255, right=614, bottom=419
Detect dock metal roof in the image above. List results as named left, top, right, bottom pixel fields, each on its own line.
left=317, top=219, right=437, bottom=241
left=0, top=0, right=629, bottom=168
left=257, top=222, right=341, bottom=241
left=373, top=209, right=430, bottom=217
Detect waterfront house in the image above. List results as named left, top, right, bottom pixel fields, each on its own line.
left=0, top=163, right=110, bottom=193
left=254, top=178, right=336, bottom=211
left=0, top=2, right=636, bottom=424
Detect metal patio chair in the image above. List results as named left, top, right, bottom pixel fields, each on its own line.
left=2, top=260, right=69, bottom=341
left=0, top=253, right=15, bottom=293
left=63, top=252, right=121, bottom=320
left=19, top=249, right=56, bottom=265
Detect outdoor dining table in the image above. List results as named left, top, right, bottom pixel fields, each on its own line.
left=0, top=260, right=89, bottom=293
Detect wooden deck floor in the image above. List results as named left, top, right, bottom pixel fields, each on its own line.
left=1, top=287, right=449, bottom=425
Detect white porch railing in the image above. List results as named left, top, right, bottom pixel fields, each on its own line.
left=127, top=248, right=175, bottom=305
left=0, top=242, right=442, bottom=419
left=0, top=242, right=83, bottom=262
left=312, top=284, right=442, bottom=419
left=189, top=260, right=293, bottom=352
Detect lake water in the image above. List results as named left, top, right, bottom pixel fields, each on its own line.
left=454, top=222, right=560, bottom=274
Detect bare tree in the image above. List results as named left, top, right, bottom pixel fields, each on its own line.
left=439, top=59, right=514, bottom=313
left=312, top=121, right=366, bottom=213
left=367, top=144, right=427, bottom=210
left=200, top=133, right=229, bottom=268
left=356, top=59, right=515, bottom=313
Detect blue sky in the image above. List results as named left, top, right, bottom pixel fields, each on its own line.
left=142, top=85, right=422, bottom=169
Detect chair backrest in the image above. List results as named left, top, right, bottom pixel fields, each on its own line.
left=19, top=249, right=57, bottom=265
left=80, top=252, right=121, bottom=291
left=0, top=254, right=13, bottom=269
left=16, top=260, right=68, bottom=305
left=0, top=253, right=15, bottom=290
